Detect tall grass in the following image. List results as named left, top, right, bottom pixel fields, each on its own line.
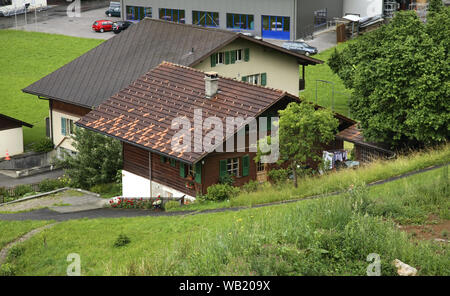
left=0, top=220, right=52, bottom=249
left=175, top=144, right=450, bottom=212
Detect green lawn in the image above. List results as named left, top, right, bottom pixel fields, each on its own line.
left=4, top=166, right=448, bottom=276
left=301, top=42, right=353, bottom=117
left=0, top=30, right=103, bottom=147
left=0, top=220, right=52, bottom=249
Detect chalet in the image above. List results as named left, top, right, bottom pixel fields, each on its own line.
left=22, top=18, right=322, bottom=155
left=76, top=62, right=355, bottom=200
left=0, top=114, right=33, bottom=158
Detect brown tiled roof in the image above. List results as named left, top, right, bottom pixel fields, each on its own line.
left=22, top=18, right=322, bottom=109
left=337, top=124, right=393, bottom=154
left=77, top=62, right=289, bottom=164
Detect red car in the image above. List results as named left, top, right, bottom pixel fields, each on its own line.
left=92, top=20, right=114, bottom=33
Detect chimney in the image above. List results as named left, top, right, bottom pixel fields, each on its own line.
left=204, top=71, right=219, bottom=99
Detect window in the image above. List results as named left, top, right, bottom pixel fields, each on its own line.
left=226, top=13, right=254, bottom=30
left=242, top=73, right=267, bottom=86
left=193, top=11, right=219, bottom=27
left=159, top=8, right=185, bottom=23
left=61, top=117, right=74, bottom=136
left=262, top=16, right=290, bottom=32
left=216, top=52, right=225, bottom=65
left=226, top=158, right=239, bottom=177
left=210, top=48, right=249, bottom=67
left=126, top=6, right=152, bottom=20
left=257, top=161, right=265, bottom=172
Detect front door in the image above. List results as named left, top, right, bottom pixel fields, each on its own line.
left=256, top=161, right=268, bottom=182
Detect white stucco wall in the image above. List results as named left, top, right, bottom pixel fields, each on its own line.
left=343, top=0, right=383, bottom=18
left=122, top=170, right=195, bottom=200
left=0, top=127, right=24, bottom=157
left=52, top=109, right=81, bottom=152
left=196, top=39, right=301, bottom=95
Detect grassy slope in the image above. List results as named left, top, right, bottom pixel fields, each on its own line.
left=7, top=166, right=449, bottom=276
left=0, top=30, right=103, bottom=147
left=0, top=220, right=51, bottom=249
left=174, top=144, right=450, bottom=212
left=301, top=42, right=352, bottom=117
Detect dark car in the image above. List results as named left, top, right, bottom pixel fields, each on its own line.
left=92, top=20, right=114, bottom=33
left=112, top=21, right=133, bottom=34
left=282, top=41, right=318, bottom=56
left=105, top=7, right=120, bottom=17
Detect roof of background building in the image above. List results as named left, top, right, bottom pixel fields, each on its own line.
left=23, top=18, right=322, bottom=109
left=336, top=124, right=394, bottom=154
left=76, top=62, right=295, bottom=164
left=0, top=114, right=33, bottom=129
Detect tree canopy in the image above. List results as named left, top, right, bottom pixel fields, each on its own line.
left=257, top=102, right=339, bottom=187
left=329, top=9, right=449, bottom=149
left=60, top=127, right=122, bottom=189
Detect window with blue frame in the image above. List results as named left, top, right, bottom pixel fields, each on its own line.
left=159, top=8, right=185, bottom=23
left=262, top=15, right=290, bottom=40
left=126, top=6, right=152, bottom=21
left=226, top=13, right=254, bottom=30
left=193, top=11, right=219, bottom=27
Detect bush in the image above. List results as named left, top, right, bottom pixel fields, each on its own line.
left=164, top=200, right=181, bottom=211
left=219, top=174, right=234, bottom=186
left=242, top=180, right=259, bottom=193
left=13, top=185, right=33, bottom=197
left=8, top=245, right=25, bottom=260
left=114, top=234, right=131, bottom=248
left=204, top=184, right=240, bottom=202
left=90, top=183, right=122, bottom=197
left=268, top=169, right=289, bottom=185
left=38, top=179, right=65, bottom=192
left=32, top=138, right=54, bottom=153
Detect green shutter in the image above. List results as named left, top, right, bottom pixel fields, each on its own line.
left=180, top=163, right=186, bottom=178
left=61, top=118, right=66, bottom=136
left=230, top=50, right=236, bottom=64
left=244, top=48, right=250, bottom=62
left=219, top=159, right=227, bottom=178
left=242, top=76, right=247, bottom=82
left=160, top=155, right=165, bottom=163
left=225, top=51, right=230, bottom=65
left=261, top=73, right=267, bottom=86
left=195, top=162, right=202, bottom=184
left=170, top=159, right=176, bottom=167
left=242, top=155, right=250, bottom=177
left=210, top=53, right=217, bottom=67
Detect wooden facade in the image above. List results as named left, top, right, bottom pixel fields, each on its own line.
left=51, top=100, right=92, bottom=117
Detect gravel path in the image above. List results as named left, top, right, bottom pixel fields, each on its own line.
left=0, top=223, right=58, bottom=266
left=0, top=163, right=447, bottom=222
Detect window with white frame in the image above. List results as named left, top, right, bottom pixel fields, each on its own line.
left=227, top=158, right=239, bottom=177
left=235, top=49, right=243, bottom=62
left=215, top=52, right=225, bottom=65
left=246, top=74, right=260, bottom=85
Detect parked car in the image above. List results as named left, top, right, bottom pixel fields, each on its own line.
left=113, top=21, right=133, bottom=34
left=105, top=6, right=120, bottom=17
left=282, top=41, right=318, bottom=56
left=92, top=20, right=114, bottom=33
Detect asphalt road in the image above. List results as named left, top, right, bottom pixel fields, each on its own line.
left=1, top=1, right=115, bottom=40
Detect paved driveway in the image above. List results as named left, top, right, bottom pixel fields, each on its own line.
left=12, top=7, right=117, bottom=40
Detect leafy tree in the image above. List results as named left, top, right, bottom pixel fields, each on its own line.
left=329, top=11, right=449, bottom=149
left=257, top=102, right=339, bottom=188
left=59, top=127, right=122, bottom=189
left=428, top=0, right=443, bottom=14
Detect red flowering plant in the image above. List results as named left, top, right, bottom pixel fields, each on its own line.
left=109, top=195, right=164, bottom=210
